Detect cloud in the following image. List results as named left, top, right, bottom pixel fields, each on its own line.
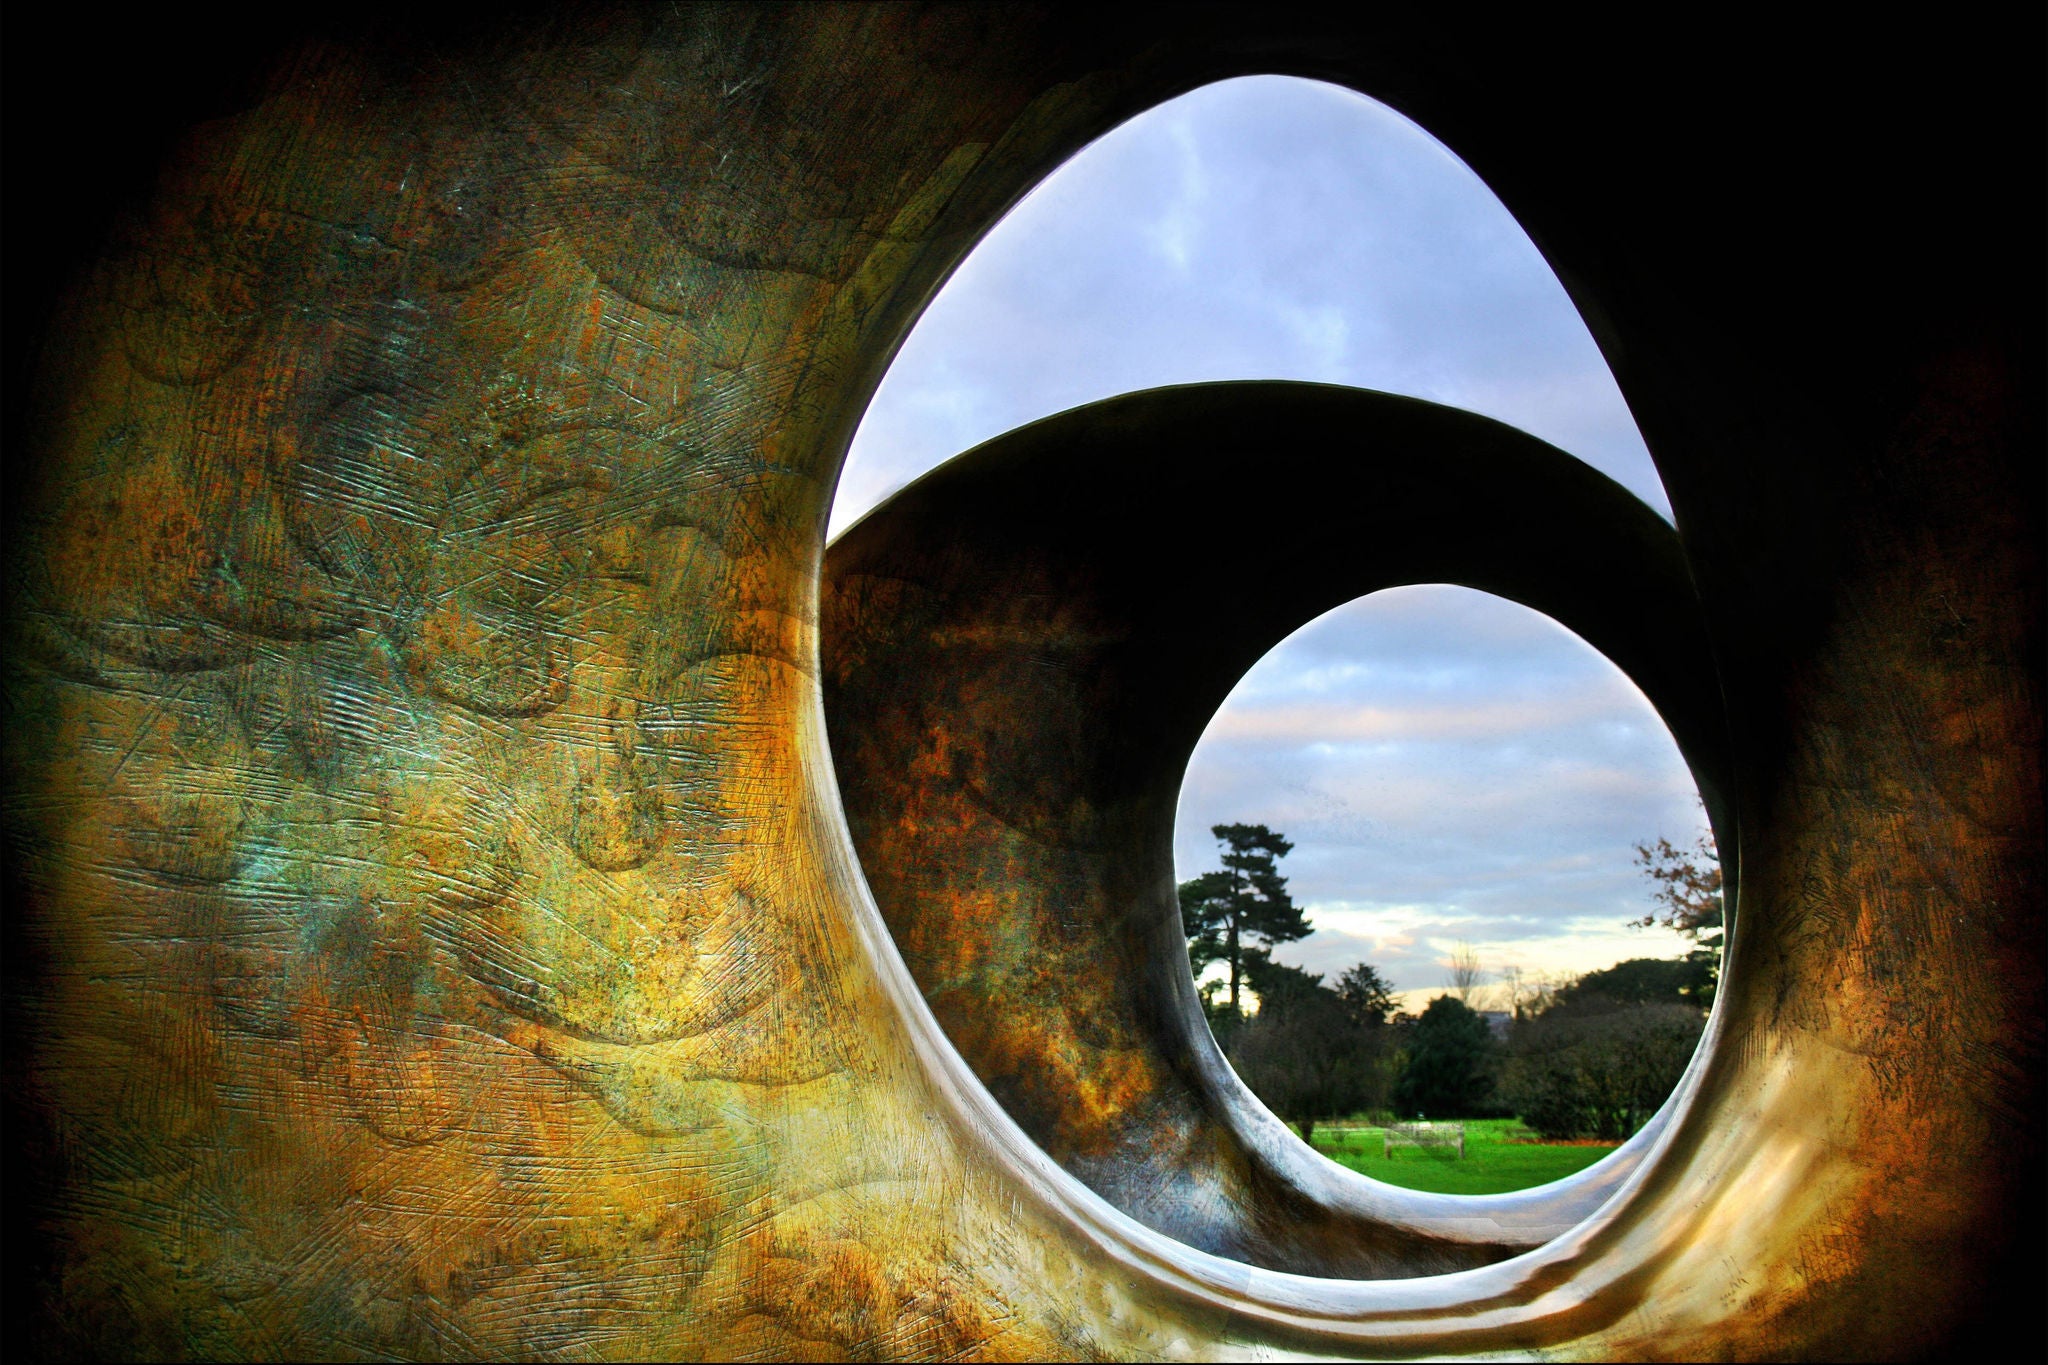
left=1201, top=689, right=1640, bottom=744
left=1266, top=906, right=1698, bottom=1001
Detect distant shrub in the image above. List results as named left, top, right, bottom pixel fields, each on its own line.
left=1555, top=956, right=1715, bottom=1010
left=1228, top=961, right=1392, bottom=1143
left=1499, top=997, right=1703, bottom=1140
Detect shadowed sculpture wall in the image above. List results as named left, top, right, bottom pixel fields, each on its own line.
left=5, top=6, right=2040, bottom=1359
left=822, top=383, right=1732, bottom=1281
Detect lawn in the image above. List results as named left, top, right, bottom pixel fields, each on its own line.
left=1306, top=1117, right=1621, bottom=1195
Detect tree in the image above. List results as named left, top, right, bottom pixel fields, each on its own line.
left=1391, top=995, right=1498, bottom=1118
left=1499, top=963, right=1555, bottom=1020
left=1194, top=976, right=1238, bottom=1036
left=1335, top=962, right=1397, bottom=1028
left=1229, top=961, right=1390, bottom=1143
left=1497, top=951, right=1710, bottom=1141
left=1179, top=823, right=1311, bottom=1022
left=1446, top=941, right=1485, bottom=1005
left=1556, top=957, right=1714, bottom=1011
left=1632, top=829, right=1724, bottom=1007
left=1499, top=997, right=1704, bottom=1140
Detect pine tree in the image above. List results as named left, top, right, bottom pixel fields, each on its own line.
left=1335, top=962, right=1397, bottom=1028
left=1178, top=822, right=1312, bottom=1023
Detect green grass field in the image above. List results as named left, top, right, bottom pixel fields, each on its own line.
left=1306, top=1118, right=1621, bottom=1195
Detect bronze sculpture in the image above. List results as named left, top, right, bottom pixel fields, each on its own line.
left=6, top=6, right=2039, bottom=1358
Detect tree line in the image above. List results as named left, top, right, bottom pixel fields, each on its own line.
left=1181, top=823, right=1723, bottom=1142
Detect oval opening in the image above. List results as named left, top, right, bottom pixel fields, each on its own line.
left=829, top=73, right=1672, bottom=544
left=823, top=71, right=1718, bottom=1242
left=1175, top=585, right=1719, bottom=1195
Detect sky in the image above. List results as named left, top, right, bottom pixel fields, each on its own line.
left=830, top=75, right=1712, bottom=1010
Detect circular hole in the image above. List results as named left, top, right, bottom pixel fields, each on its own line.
left=821, top=379, right=1727, bottom=1275
left=1175, top=584, right=1718, bottom=1194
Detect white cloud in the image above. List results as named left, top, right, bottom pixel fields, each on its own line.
left=1201, top=688, right=1639, bottom=744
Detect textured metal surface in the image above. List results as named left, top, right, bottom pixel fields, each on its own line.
left=822, top=383, right=1727, bottom=1280
left=6, top=5, right=2040, bottom=1360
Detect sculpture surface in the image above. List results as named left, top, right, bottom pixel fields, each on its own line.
left=823, top=383, right=1726, bottom=1280
left=5, top=6, right=2040, bottom=1359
